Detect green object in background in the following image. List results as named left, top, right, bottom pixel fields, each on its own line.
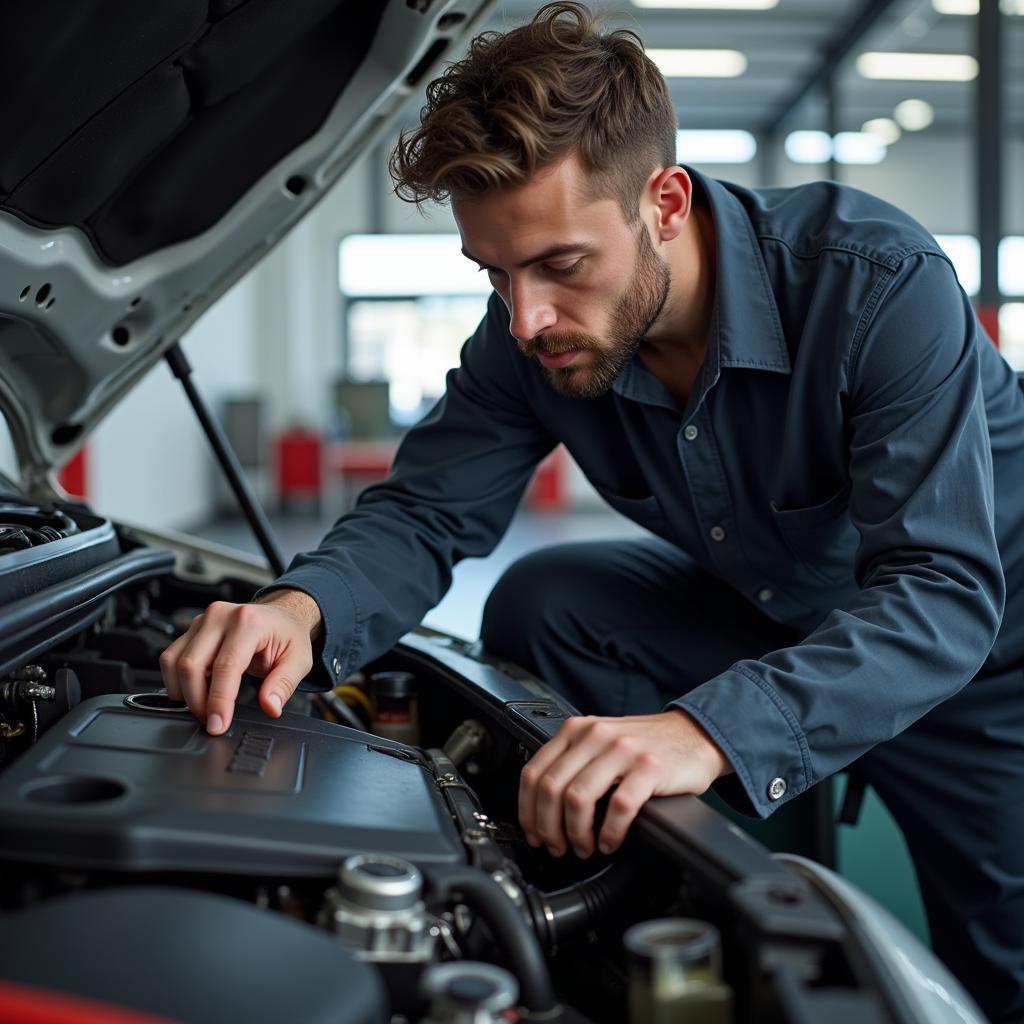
left=836, top=785, right=930, bottom=946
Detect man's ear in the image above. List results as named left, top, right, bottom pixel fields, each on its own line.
left=645, top=165, right=692, bottom=243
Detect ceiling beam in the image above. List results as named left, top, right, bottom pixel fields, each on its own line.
left=761, top=0, right=900, bottom=136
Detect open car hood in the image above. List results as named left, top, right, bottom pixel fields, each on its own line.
left=0, top=0, right=492, bottom=495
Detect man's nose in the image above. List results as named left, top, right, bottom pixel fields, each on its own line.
left=507, top=278, right=557, bottom=342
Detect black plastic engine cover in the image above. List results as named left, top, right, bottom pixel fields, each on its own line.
left=0, top=886, right=385, bottom=1024
left=0, top=695, right=463, bottom=876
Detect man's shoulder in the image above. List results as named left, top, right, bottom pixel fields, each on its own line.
left=720, top=177, right=945, bottom=271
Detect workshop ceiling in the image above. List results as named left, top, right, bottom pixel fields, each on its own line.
left=465, top=0, right=1023, bottom=137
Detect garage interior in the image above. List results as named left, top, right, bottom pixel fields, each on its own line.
left=0, top=0, right=1021, bottom=1018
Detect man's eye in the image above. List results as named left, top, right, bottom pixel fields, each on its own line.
left=547, top=261, right=582, bottom=277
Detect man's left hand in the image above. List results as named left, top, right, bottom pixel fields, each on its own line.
left=518, top=709, right=731, bottom=859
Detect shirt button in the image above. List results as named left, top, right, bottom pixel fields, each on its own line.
left=757, top=588, right=774, bottom=603
left=331, top=657, right=343, bottom=676
left=709, top=525, right=727, bottom=543
left=768, top=777, right=787, bottom=801
left=684, top=425, right=699, bottom=442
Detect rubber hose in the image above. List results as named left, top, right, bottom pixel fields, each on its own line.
left=527, top=860, right=640, bottom=951
left=427, top=866, right=558, bottom=1015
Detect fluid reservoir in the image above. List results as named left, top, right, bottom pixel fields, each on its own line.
left=370, top=670, right=420, bottom=745
left=624, top=917, right=733, bottom=1024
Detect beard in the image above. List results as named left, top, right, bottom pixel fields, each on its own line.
left=518, top=226, right=671, bottom=399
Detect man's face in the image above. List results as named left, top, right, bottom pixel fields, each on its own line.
left=453, top=153, right=670, bottom=398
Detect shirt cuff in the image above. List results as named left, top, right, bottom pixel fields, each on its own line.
left=666, top=665, right=811, bottom=818
left=254, top=565, right=361, bottom=691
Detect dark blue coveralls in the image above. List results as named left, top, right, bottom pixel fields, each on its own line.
left=265, top=169, right=1024, bottom=1022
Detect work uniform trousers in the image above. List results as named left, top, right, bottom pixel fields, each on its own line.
left=480, top=537, right=1024, bottom=1024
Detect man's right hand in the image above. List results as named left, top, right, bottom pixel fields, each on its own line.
left=159, top=588, right=324, bottom=735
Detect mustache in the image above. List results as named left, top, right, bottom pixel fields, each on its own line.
left=518, top=332, right=601, bottom=359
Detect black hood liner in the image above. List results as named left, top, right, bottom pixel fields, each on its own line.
left=0, top=0, right=387, bottom=265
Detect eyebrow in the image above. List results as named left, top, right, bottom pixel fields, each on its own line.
left=460, top=243, right=592, bottom=270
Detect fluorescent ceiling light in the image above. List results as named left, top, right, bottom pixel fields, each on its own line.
left=634, top=0, right=777, bottom=8
left=833, top=132, right=886, bottom=164
left=784, top=131, right=888, bottom=165
left=647, top=49, right=748, bottom=77
left=934, top=235, right=980, bottom=296
left=932, top=0, right=1024, bottom=14
left=894, top=98, right=935, bottom=131
left=862, top=117, right=902, bottom=145
left=856, top=51, right=978, bottom=81
left=784, top=130, right=832, bottom=164
left=676, top=130, right=757, bottom=163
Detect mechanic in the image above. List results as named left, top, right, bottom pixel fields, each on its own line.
left=159, top=4, right=1024, bottom=1019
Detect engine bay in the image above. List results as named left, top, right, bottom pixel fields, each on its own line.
left=0, top=496, right=916, bottom=1024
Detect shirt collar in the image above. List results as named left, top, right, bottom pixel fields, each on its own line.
left=687, top=168, right=791, bottom=376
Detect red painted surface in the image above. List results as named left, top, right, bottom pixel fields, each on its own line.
left=56, top=445, right=89, bottom=499
left=275, top=429, right=322, bottom=500
left=530, top=444, right=566, bottom=512
left=321, top=438, right=566, bottom=511
left=0, top=982, right=180, bottom=1024
left=977, top=304, right=1001, bottom=347
left=326, top=439, right=398, bottom=476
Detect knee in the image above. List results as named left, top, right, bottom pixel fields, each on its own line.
left=481, top=550, right=550, bottom=664
left=480, top=546, right=588, bottom=666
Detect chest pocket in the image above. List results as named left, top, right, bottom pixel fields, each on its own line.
left=770, top=482, right=856, bottom=585
left=594, top=485, right=669, bottom=537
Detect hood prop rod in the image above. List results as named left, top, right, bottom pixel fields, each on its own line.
left=165, top=342, right=286, bottom=577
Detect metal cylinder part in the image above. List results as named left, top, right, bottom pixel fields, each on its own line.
left=319, top=854, right=434, bottom=962
left=421, top=961, right=519, bottom=1023
left=338, top=854, right=424, bottom=912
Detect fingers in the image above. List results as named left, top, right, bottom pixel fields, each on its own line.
left=205, top=617, right=264, bottom=735
left=258, top=645, right=312, bottom=719
left=534, top=725, right=623, bottom=857
left=160, top=612, right=226, bottom=719
left=591, top=756, right=659, bottom=855
left=518, top=721, right=580, bottom=849
left=157, top=601, right=314, bottom=736
left=561, top=739, right=647, bottom=858
left=159, top=624, right=195, bottom=700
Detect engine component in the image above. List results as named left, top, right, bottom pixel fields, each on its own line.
left=0, top=504, right=79, bottom=553
left=421, top=962, right=519, bottom=1023
left=525, top=860, right=639, bottom=955
left=0, top=501, right=121, bottom=609
left=0, top=694, right=464, bottom=876
left=426, top=865, right=558, bottom=1017
left=0, top=886, right=386, bottom=1024
left=370, top=669, right=420, bottom=745
left=442, top=718, right=489, bottom=768
left=319, top=854, right=435, bottom=962
left=0, top=664, right=59, bottom=749
left=624, top=918, right=733, bottom=1024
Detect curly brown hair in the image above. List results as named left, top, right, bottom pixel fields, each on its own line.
left=389, top=2, right=677, bottom=220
